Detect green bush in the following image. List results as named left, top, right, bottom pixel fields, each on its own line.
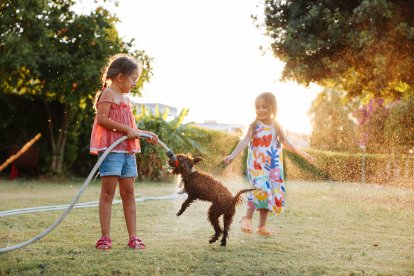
left=135, top=107, right=242, bottom=181
left=284, top=148, right=414, bottom=185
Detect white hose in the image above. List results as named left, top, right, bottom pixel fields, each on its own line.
left=0, top=134, right=176, bottom=253
left=0, top=195, right=183, bottom=217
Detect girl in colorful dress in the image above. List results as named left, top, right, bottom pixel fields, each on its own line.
left=90, top=54, right=157, bottom=250
left=224, top=92, right=313, bottom=236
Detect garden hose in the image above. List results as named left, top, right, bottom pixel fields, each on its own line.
left=0, top=134, right=176, bottom=253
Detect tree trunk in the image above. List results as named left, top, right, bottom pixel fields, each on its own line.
left=404, top=157, right=409, bottom=179
left=45, top=101, right=69, bottom=174
left=385, top=158, right=391, bottom=182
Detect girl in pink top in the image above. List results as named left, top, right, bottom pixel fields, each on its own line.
left=90, top=54, right=157, bottom=250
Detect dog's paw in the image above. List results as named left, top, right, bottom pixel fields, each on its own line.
left=209, top=235, right=219, bottom=244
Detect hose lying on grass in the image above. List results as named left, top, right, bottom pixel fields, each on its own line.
left=0, top=134, right=176, bottom=253
left=0, top=194, right=183, bottom=217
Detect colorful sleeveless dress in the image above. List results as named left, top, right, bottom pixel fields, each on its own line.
left=246, top=121, right=285, bottom=214
left=90, top=100, right=141, bottom=155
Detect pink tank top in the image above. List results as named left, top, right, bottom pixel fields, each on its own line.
left=90, top=100, right=141, bottom=155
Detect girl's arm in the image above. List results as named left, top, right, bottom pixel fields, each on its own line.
left=277, top=124, right=314, bottom=163
left=223, top=126, right=252, bottom=165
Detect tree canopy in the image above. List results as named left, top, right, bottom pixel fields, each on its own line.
left=385, top=95, right=414, bottom=153
left=263, top=0, right=414, bottom=101
left=0, top=0, right=152, bottom=173
left=309, top=88, right=358, bottom=152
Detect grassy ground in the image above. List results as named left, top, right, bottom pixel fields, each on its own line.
left=0, top=177, right=413, bottom=275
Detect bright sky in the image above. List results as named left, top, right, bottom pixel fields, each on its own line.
left=76, top=0, right=320, bottom=134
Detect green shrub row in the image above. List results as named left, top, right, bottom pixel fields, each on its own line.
left=284, top=148, right=414, bottom=185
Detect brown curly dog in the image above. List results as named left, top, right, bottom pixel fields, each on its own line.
left=169, top=154, right=255, bottom=246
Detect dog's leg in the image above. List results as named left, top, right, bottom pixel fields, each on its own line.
left=220, top=212, right=234, bottom=246
left=177, top=197, right=195, bottom=216
left=208, top=206, right=222, bottom=244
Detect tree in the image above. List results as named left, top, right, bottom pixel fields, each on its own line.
left=352, top=98, right=390, bottom=153
left=0, top=0, right=152, bottom=173
left=385, top=95, right=414, bottom=153
left=309, top=88, right=358, bottom=152
left=307, top=88, right=363, bottom=182
left=262, top=0, right=414, bottom=101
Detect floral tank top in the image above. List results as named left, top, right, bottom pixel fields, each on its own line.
left=90, top=101, right=141, bottom=155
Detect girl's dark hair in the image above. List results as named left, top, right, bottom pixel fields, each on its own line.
left=249, top=92, right=284, bottom=143
left=101, top=54, right=139, bottom=87
left=94, top=54, right=140, bottom=107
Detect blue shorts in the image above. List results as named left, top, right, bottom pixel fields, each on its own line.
left=99, top=152, right=138, bottom=178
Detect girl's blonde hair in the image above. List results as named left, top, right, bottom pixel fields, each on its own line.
left=256, top=92, right=278, bottom=119
left=94, top=54, right=140, bottom=107
left=248, top=92, right=284, bottom=143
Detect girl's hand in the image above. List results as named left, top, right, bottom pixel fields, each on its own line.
left=141, top=131, right=158, bottom=144
left=126, top=127, right=140, bottom=140
left=301, top=151, right=315, bottom=163
left=223, top=155, right=234, bottom=165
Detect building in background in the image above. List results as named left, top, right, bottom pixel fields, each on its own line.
left=193, top=120, right=246, bottom=135
left=132, top=102, right=178, bottom=118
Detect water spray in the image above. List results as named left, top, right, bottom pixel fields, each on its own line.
left=0, top=134, right=176, bottom=253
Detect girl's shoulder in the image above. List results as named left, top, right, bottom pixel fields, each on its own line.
left=97, top=88, right=130, bottom=107
left=97, top=88, right=115, bottom=103
left=123, top=94, right=132, bottom=104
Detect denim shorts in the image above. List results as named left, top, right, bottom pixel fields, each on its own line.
left=99, top=152, right=138, bottom=178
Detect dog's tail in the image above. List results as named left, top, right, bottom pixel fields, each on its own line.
left=232, top=188, right=256, bottom=207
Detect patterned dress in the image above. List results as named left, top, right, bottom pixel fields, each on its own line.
left=247, top=121, right=285, bottom=214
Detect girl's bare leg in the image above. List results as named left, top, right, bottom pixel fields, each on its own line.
left=119, top=177, right=136, bottom=238
left=258, top=209, right=269, bottom=228
left=244, top=208, right=254, bottom=220
left=240, top=208, right=255, bottom=232
left=99, top=176, right=118, bottom=237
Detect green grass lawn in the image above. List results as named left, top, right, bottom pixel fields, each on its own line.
left=0, top=177, right=413, bottom=275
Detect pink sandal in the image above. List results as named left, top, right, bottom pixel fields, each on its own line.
left=256, top=226, right=273, bottom=236
left=240, top=216, right=253, bottom=233
left=128, top=236, right=145, bottom=250
left=96, top=236, right=112, bottom=250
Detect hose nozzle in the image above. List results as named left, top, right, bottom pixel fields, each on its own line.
left=138, top=132, right=177, bottom=166
left=166, top=149, right=177, bottom=162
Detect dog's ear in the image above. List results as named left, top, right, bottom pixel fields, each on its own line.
left=193, top=157, right=202, bottom=164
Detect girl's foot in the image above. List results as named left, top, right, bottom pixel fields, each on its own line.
left=128, top=236, right=145, bottom=250
left=240, top=216, right=253, bottom=233
left=256, top=226, right=273, bottom=236
left=96, top=236, right=112, bottom=250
